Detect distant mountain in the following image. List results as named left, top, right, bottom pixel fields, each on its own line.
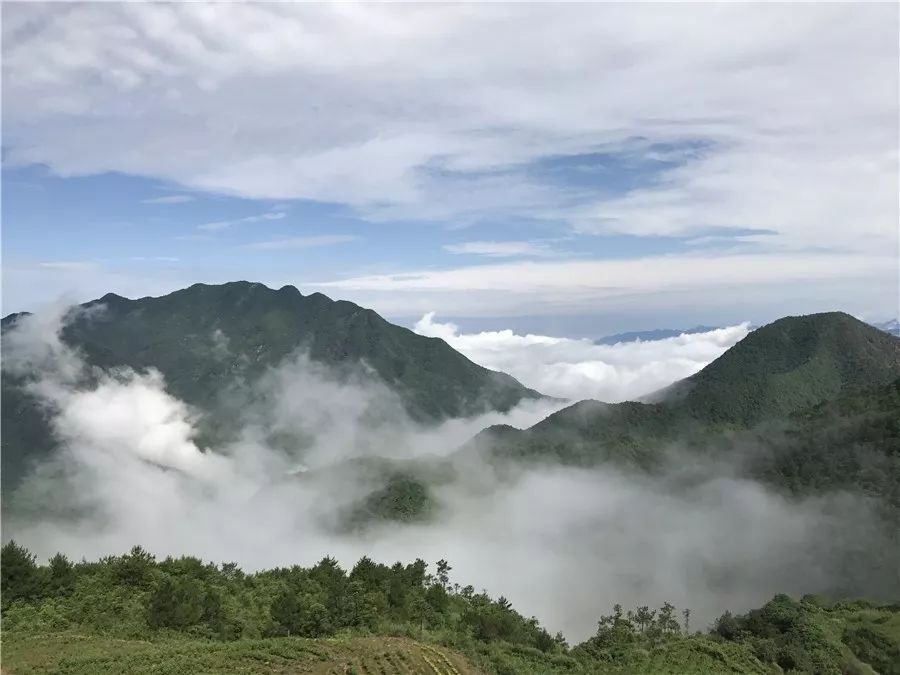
left=875, top=318, right=900, bottom=336
left=1, top=281, right=541, bottom=489
left=594, top=325, right=722, bottom=345
left=595, top=315, right=900, bottom=345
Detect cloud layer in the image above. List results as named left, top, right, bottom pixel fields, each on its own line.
left=3, top=3, right=896, bottom=254
left=414, top=313, right=750, bottom=402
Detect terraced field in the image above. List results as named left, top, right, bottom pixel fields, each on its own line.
left=0, top=633, right=481, bottom=675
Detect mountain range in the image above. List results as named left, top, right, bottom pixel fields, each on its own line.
left=4, top=283, right=900, bottom=519
left=594, top=325, right=723, bottom=345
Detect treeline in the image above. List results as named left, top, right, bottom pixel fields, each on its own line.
left=3, top=542, right=898, bottom=674
left=1, top=541, right=560, bottom=650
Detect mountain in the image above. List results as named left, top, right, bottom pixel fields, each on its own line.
left=1, top=281, right=541, bottom=489
left=662, top=311, right=900, bottom=426
left=472, top=312, right=900, bottom=469
left=876, top=318, right=900, bottom=337
left=594, top=325, right=723, bottom=345
left=362, top=316, right=900, bottom=530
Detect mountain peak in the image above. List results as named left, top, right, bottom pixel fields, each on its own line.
left=668, top=310, right=900, bottom=425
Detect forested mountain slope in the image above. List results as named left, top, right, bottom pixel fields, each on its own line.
left=1, top=281, right=541, bottom=490
left=663, top=311, right=900, bottom=426
left=473, top=312, right=900, bottom=468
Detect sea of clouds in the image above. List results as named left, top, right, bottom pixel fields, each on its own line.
left=414, top=312, right=751, bottom=402
left=2, top=304, right=890, bottom=641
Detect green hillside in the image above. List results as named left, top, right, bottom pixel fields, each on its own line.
left=474, top=312, right=900, bottom=469
left=1, top=281, right=541, bottom=490
left=3, top=543, right=898, bottom=675
left=666, top=311, right=900, bottom=426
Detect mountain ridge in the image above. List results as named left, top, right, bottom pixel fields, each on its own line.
left=1, top=281, right=543, bottom=491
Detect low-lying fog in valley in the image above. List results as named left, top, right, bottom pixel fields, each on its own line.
left=2, top=304, right=888, bottom=641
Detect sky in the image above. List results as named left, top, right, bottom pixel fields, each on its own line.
left=2, top=3, right=898, bottom=337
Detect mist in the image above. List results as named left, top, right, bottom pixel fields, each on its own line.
left=2, top=305, right=892, bottom=642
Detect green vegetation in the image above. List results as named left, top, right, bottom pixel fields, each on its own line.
left=0, top=633, right=477, bottom=674
left=3, top=543, right=898, bottom=674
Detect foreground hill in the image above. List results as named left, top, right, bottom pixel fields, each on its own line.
left=1, top=281, right=541, bottom=489
left=3, top=543, right=898, bottom=675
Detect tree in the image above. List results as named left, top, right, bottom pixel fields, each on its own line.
left=435, top=559, right=451, bottom=589
left=682, top=607, right=691, bottom=635
left=714, top=611, right=741, bottom=640
left=657, top=601, right=680, bottom=635
left=47, top=553, right=75, bottom=596
left=634, top=605, right=655, bottom=634
left=554, top=631, right=569, bottom=650
left=146, top=575, right=205, bottom=629
left=410, top=592, right=429, bottom=635
left=1, top=541, right=43, bottom=606
left=271, top=589, right=302, bottom=635
left=115, top=546, right=156, bottom=588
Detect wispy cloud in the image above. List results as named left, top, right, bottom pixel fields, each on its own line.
left=140, top=195, right=194, bottom=204
left=38, top=261, right=98, bottom=272
left=309, top=251, right=896, bottom=319
left=244, top=235, right=358, bottom=251
left=3, top=3, right=895, bottom=258
left=198, top=211, right=286, bottom=232
left=173, top=234, right=212, bottom=242
left=444, top=241, right=558, bottom=258
left=129, top=256, right=180, bottom=263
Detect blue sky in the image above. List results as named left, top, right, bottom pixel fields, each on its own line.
left=2, top=3, right=897, bottom=336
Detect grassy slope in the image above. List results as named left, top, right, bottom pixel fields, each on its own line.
left=0, top=633, right=479, bottom=675
left=7, top=599, right=898, bottom=675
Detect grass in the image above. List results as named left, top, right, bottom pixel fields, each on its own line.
left=0, top=632, right=479, bottom=675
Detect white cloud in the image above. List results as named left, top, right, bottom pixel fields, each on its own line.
left=444, top=240, right=557, bottom=258
left=198, top=210, right=286, bottom=231
left=38, top=261, right=98, bottom=272
left=2, top=3, right=896, bottom=257
left=415, top=312, right=750, bottom=402
left=313, top=251, right=897, bottom=319
left=140, top=194, right=194, bottom=204
left=243, top=234, right=357, bottom=251
left=129, top=256, right=180, bottom=263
